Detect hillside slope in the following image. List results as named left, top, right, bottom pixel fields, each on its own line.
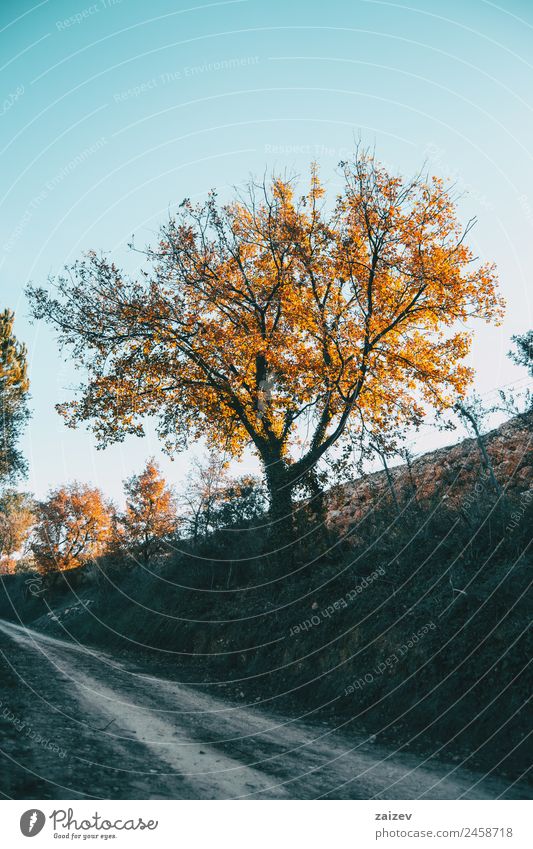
left=1, top=415, right=531, bottom=783
left=328, top=413, right=533, bottom=536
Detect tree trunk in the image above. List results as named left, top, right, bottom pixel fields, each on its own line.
left=263, top=456, right=295, bottom=563
left=304, top=467, right=331, bottom=553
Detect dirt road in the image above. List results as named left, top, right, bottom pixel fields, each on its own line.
left=0, top=619, right=527, bottom=800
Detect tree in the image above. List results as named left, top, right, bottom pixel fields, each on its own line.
left=502, top=332, right=533, bottom=415
left=205, top=474, right=266, bottom=531
left=179, top=454, right=229, bottom=542
left=368, top=434, right=401, bottom=514
left=122, top=459, right=179, bottom=566
left=454, top=395, right=503, bottom=498
left=0, top=490, right=35, bottom=573
left=181, top=460, right=265, bottom=541
left=28, top=151, right=503, bottom=549
left=0, top=309, right=30, bottom=484
left=509, top=331, right=533, bottom=377
left=32, top=483, right=113, bottom=573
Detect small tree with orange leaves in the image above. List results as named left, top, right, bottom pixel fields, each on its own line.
left=32, top=483, right=113, bottom=573
left=122, top=460, right=178, bottom=566
left=29, top=151, right=503, bottom=551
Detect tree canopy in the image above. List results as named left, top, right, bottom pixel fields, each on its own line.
left=0, top=490, right=35, bottom=574
left=32, top=483, right=113, bottom=573
left=121, top=459, right=178, bottom=566
left=28, top=153, right=503, bottom=534
left=509, top=331, right=533, bottom=377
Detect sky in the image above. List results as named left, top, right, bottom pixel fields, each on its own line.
left=1, top=0, right=532, bottom=503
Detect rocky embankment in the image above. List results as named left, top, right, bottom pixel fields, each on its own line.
left=328, top=414, right=533, bottom=537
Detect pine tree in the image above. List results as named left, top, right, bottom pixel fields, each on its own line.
left=0, top=309, right=30, bottom=484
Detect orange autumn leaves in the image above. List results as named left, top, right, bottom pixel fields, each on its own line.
left=32, top=483, right=113, bottom=573
left=32, top=461, right=177, bottom=573
left=145, top=155, right=501, bottom=453
left=28, top=152, right=503, bottom=507
left=121, top=459, right=179, bottom=566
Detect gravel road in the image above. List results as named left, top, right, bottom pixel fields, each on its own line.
left=0, top=619, right=528, bottom=800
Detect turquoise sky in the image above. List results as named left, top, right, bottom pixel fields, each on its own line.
left=1, top=0, right=532, bottom=502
